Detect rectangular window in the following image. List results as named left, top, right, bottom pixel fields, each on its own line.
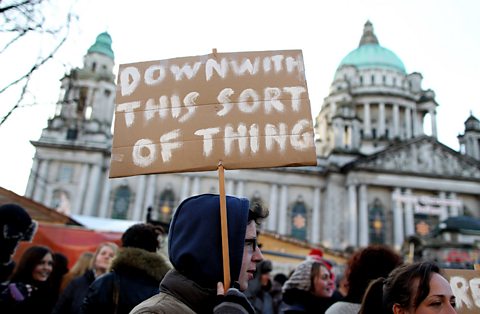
left=66, top=128, right=78, bottom=140
left=58, top=164, right=73, bottom=183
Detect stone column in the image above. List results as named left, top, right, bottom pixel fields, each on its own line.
left=334, top=121, right=343, bottom=148
left=73, top=164, right=89, bottom=215
left=358, top=184, right=368, bottom=247
left=84, top=164, right=102, bottom=216
left=191, top=176, right=200, bottom=195
left=311, top=187, right=321, bottom=244
left=236, top=180, right=245, bottom=197
left=348, top=184, right=358, bottom=247
left=25, top=158, right=39, bottom=198
left=438, top=191, right=448, bottom=221
left=363, top=103, right=372, bottom=137
left=412, top=107, right=420, bottom=136
left=329, top=102, right=337, bottom=120
left=143, top=175, right=156, bottom=216
left=33, top=159, right=48, bottom=203
left=98, top=175, right=111, bottom=218
left=226, top=180, right=235, bottom=195
left=449, top=192, right=459, bottom=216
left=180, top=176, right=191, bottom=201
left=474, top=139, right=480, bottom=160
left=378, top=103, right=385, bottom=137
left=44, top=185, right=53, bottom=209
left=393, top=188, right=404, bottom=250
left=278, top=185, right=288, bottom=235
left=393, top=103, right=400, bottom=138
left=132, top=175, right=146, bottom=221
left=267, top=184, right=279, bottom=231
left=404, top=189, right=415, bottom=236
left=430, top=109, right=438, bottom=138
left=405, top=106, right=412, bottom=139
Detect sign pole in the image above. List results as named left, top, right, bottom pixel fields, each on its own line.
left=218, top=161, right=231, bottom=289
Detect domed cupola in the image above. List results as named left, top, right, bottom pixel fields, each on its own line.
left=458, top=112, right=480, bottom=161
left=338, top=21, right=406, bottom=73
left=87, top=32, right=114, bottom=60
left=464, top=112, right=480, bottom=132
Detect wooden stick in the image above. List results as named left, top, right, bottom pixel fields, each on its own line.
left=218, top=162, right=230, bottom=289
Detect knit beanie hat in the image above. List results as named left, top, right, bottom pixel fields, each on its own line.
left=282, top=259, right=316, bottom=292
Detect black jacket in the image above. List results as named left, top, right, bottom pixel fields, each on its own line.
left=280, top=288, right=340, bottom=314
left=52, top=269, right=95, bottom=314
left=82, top=247, right=171, bottom=314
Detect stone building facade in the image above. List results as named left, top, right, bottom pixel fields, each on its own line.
left=26, top=23, right=480, bottom=250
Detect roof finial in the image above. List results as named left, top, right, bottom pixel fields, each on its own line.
left=359, top=20, right=379, bottom=47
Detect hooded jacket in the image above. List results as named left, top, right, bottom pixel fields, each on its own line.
left=82, top=247, right=170, bottom=314
left=131, top=194, right=250, bottom=314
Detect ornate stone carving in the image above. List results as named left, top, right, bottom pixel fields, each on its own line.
left=355, top=139, right=480, bottom=179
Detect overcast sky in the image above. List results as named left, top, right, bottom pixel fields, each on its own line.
left=0, top=0, right=479, bottom=195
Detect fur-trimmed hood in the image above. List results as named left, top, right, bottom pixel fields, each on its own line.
left=110, top=247, right=171, bottom=282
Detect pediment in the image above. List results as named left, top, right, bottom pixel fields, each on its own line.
left=348, top=137, right=480, bottom=179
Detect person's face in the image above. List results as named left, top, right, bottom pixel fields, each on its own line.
left=32, top=252, right=53, bottom=282
left=393, top=273, right=457, bottom=314
left=238, top=221, right=263, bottom=291
left=260, top=273, right=271, bottom=287
left=94, top=245, right=115, bottom=271
left=312, top=265, right=335, bottom=298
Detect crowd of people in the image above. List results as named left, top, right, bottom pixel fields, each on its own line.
left=0, top=197, right=459, bottom=314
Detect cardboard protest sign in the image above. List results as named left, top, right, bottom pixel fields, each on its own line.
left=444, top=268, right=480, bottom=314
left=110, top=50, right=317, bottom=178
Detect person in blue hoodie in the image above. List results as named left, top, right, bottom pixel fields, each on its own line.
left=130, top=193, right=268, bottom=314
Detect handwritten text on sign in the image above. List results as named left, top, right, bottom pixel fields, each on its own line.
left=444, top=269, right=480, bottom=314
left=110, top=50, right=317, bottom=178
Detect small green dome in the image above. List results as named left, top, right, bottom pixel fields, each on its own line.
left=338, top=21, right=406, bottom=73
left=87, top=32, right=114, bottom=60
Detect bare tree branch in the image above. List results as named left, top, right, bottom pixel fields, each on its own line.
left=0, top=1, right=77, bottom=126
left=0, top=0, right=36, bottom=14
left=0, top=76, right=30, bottom=126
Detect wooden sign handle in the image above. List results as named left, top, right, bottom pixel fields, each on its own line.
left=218, top=162, right=231, bottom=289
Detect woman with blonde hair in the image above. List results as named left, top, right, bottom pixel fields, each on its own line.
left=52, top=242, right=118, bottom=314
left=60, top=251, right=94, bottom=292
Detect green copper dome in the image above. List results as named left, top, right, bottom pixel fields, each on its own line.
left=338, top=21, right=406, bottom=73
left=87, top=32, right=114, bottom=60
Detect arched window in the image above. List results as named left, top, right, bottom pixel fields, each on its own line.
left=291, top=198, right=307, bottom=240
left=158, top=187, right=175, bottom=223
left=369, top=198, right=386, bottom=244
left=112, top=186, right=131, bottom=219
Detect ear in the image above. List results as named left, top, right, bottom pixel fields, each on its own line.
left=392, top=303, right=406, bottom=314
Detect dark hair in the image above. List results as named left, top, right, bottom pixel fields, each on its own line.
left=359, top=261, right=442, bottom=314
left=248, top=201, right=269, bottom=225
left=121, top=223, right=160, bottom=252
left=345, top=245, right=402, bottom=303
left=11, top=246, right=53, bottom=283
left=274, top=273, right=288, bottom=285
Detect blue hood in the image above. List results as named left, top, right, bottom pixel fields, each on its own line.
left=168, top=194, right=249, bottom=289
